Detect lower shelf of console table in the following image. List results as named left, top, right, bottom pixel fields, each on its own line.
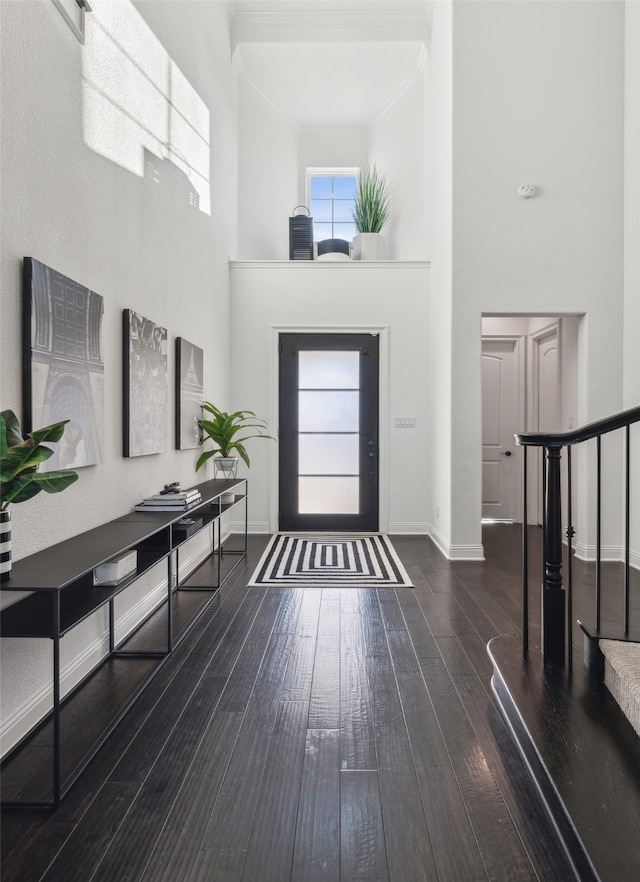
left=0, top=478, right=247, bottom=808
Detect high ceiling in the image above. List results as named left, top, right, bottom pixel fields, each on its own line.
left=229, top=1, right=430, bottom=127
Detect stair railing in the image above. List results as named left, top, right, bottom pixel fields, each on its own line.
left=515, top=405, right=640, bottom=670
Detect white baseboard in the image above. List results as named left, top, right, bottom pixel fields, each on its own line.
left=573, top=542, right=640, bottom=571
left=246, top=520, right=271, bottom=534
left=429, top=524, right=485, bottom=561
left=387, top=521, right=430, bottom=535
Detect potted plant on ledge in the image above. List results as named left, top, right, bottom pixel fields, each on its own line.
left=196, top=402, right=275, bottom=497
left=352, top=163, right=391, bottom=260
left=0, top=410, right=79, bottom=581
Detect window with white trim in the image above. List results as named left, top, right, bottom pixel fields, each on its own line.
left=307, top=168, right=358, bottom=243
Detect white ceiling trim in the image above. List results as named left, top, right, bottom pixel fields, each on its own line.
left=233, top=47, right=300, bottom=131
left=230, top=2, right=430, bottom=51
left=371, top=42, right=428, bottom=130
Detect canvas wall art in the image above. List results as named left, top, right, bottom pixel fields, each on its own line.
left=23, top=257, right=105, bottom=469
left=175, top=338, right=204, bottom=450
left=123, top=309, right=168, bottom=457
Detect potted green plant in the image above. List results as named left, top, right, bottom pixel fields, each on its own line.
left=196, top=403, right=275, bottom=484
left=1, top=410, right=79, bottom=580
left=352, top=163, right=391, bottom=260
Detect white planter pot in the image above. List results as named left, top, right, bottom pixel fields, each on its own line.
left=214, top=456, right=238, bottom=503
left=213, top=456, right=238, bottom=480
left=352, top=233, right=385, bottom=261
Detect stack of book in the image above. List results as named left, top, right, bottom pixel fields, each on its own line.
left=135, top=488, right=202, bottom=513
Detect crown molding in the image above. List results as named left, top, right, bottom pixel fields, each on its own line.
left=233, top=47, right=300, bottom=131
left=372, top=42, right=428, bottom=130
left=230, top=2, right=430, bottom=51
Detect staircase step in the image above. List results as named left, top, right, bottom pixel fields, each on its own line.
left=600, top=639, right=640, bottom=738
left=488, top=632, right=640, bottom=882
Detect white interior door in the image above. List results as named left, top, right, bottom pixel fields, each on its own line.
left=482, top=340, right=518, bottom=520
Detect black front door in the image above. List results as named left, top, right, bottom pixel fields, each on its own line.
left=279, top=333, right=379, bottom=532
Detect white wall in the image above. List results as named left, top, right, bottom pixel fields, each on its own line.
left=0, top=0, right=238, bottom=753
left=425, top=0, right=456, bottom=556
left=444, top=0, right=626, bottom=556
left=236, top=69, right=299, bottom=260
left=229, top=262, right=431, bottom=536
left=369, top=73, right=429, bottom=260
left=624, top=0, right=640, bottom=566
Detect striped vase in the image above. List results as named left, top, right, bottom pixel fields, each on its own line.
left=0, top=509, right=11, bottom=581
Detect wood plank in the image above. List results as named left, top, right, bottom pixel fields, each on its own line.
left=90, top=672, right=230, bottom=882
left=280, top=590, right=321, bottom=701
left=308, top=593, right=340, bottom=729
left=216, top=588, right=284, bottom=712
left=395, top=668, right=488, bottom=881
left=377, top=590, right=419, bottom=675
left=199, top=604, right=305, bottom=855
left=240, top=700, right=309, bottom=882
left=340, top=602, right=376, bottom=771
left=39, top=782, right=141, bottom=882
left=200, top=696, right=279, bottom=852
left=291, top=729, right=340, bottom=882
left=108, top=589, right=264, bottom=783
left=391, top=590, right=440, bottom=662
left=368, top=655, right=438, bottom=882
left=138, top=711, right=244, bottom=882
left=340, top=770, right=388, bottom=882
left=437, top=640, right=577, bottom=880
left=428, top=638, right=538, bottom=880
left=191, top=848, right=246, bottom=882
left=0, top=817, right=76, bottom=882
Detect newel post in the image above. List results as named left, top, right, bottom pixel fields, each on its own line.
left=542, top=444, right=565, bottom=666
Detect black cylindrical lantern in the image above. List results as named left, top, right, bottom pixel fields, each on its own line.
left=289, top=205, right=314, bottom=260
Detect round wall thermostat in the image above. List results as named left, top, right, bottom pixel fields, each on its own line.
left=517, top=184, right=537, bottom=199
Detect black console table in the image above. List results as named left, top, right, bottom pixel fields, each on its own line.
left=0, top=477, right=247, bottom=808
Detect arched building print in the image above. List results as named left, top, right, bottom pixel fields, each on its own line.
left=24, top=257, right=105, bottom=469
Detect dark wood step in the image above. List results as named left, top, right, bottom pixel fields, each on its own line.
left=488, top=631, right=640, bottom=882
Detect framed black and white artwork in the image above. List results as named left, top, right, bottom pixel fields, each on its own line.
left=23, top=257, right=105, bottom=469
left=123, top=309, right=168, bottom=457
left=175, top=338, right=204, bottom=450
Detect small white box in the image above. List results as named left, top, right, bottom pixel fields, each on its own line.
left=93, top=550, right=137, bottom=586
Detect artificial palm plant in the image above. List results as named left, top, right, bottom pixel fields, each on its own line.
left=1, top=410, right=78, bottom=510
left=1, top=409, right=79, bottom=580
left=195, top=402, right=275, bottom=473
left=352, top=164, right=391, bottom=234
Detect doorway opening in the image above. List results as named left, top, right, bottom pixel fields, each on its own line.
left=279, top=332, right=380, bottom=532
left=481, top=315, right=581, bottom=526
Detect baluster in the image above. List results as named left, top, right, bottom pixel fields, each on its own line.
left=522, top=446, right=529, bottom=659
left=566, top=446, right=574, bottom=672
left=624, top=425, right=630, bottom=636
left=596, top=436, right=602, bottom=633
left=542, top=444, right=565, bottom=666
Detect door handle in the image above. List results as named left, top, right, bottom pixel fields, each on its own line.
left=503, top=451, right=512, bottom=457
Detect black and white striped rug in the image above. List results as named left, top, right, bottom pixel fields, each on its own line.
left=248, top=534, right=413, bottom=588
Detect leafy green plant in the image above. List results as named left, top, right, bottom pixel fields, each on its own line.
left=0, top=410, right=79, bottom=510
left=196, top=402, right=275, bottom=472
left=352, top=164, right=391, bottom=234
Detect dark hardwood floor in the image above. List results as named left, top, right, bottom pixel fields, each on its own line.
left=2, top=528, right=586, bottom=881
